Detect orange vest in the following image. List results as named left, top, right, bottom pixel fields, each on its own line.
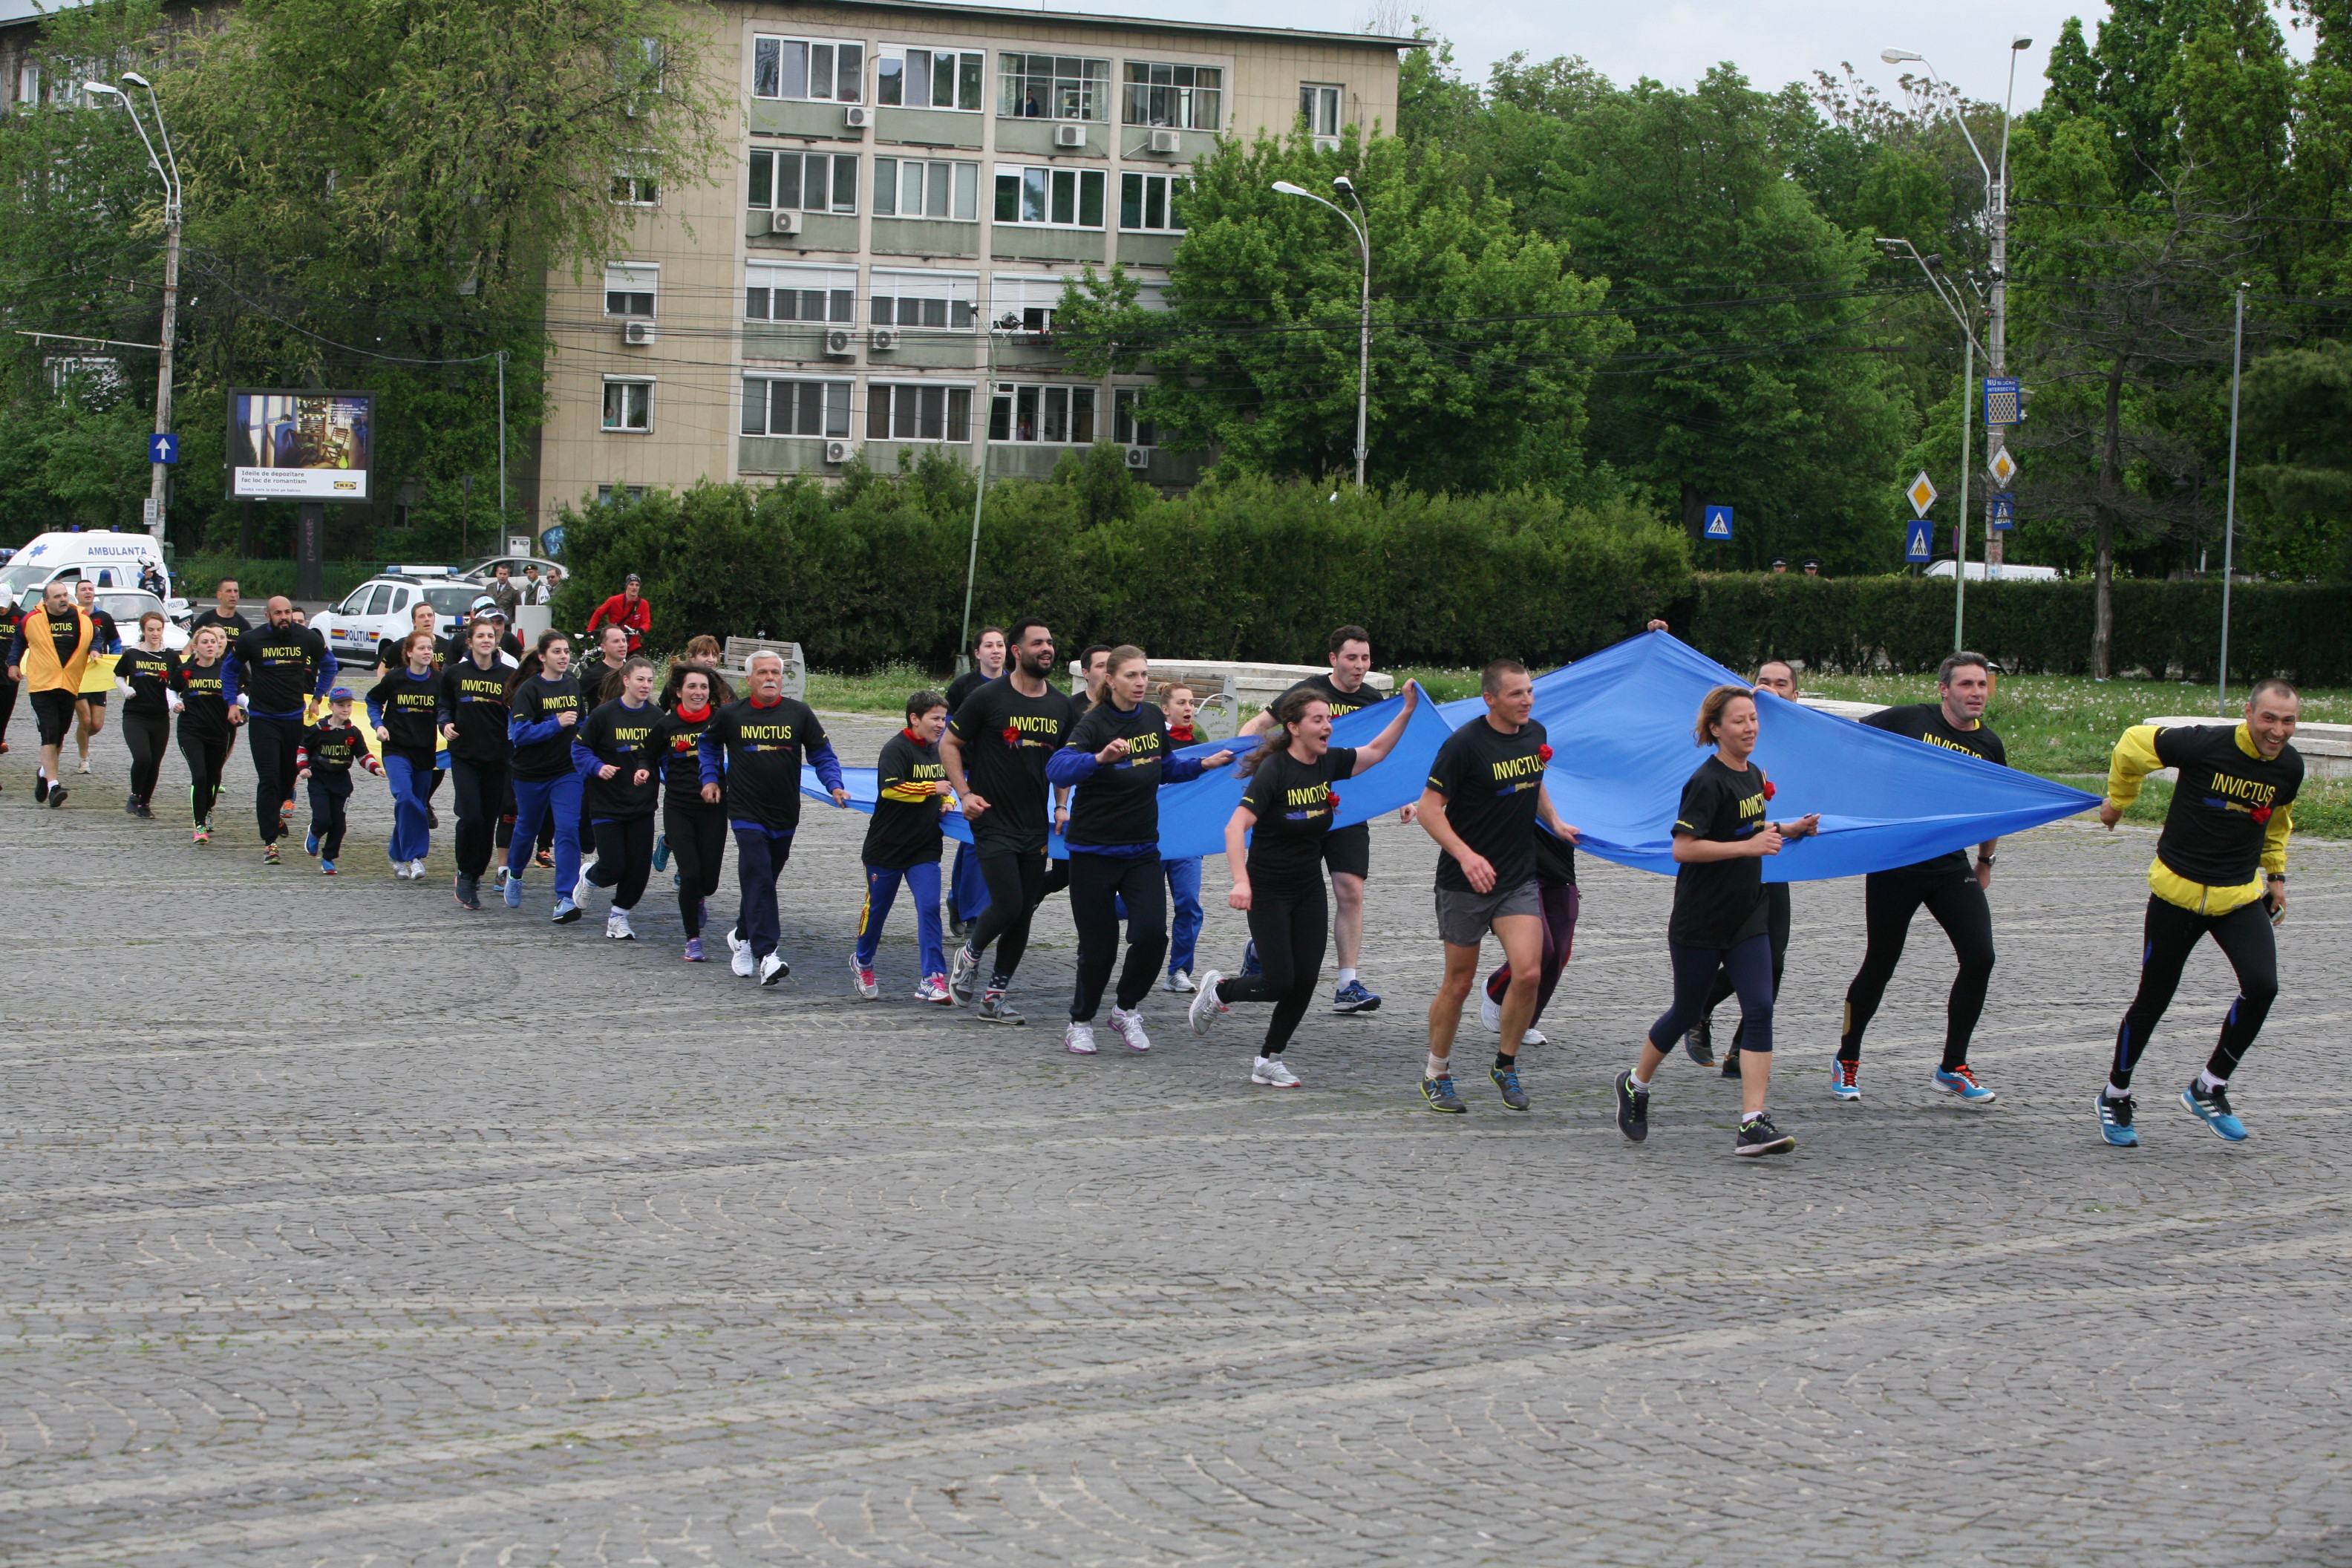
left=15, top=607, right=95, bottom=694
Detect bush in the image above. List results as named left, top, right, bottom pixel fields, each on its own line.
left=172, top=558, right=383, bottom=604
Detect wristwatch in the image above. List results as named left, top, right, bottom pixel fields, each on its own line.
left=1976, top=854, right=1996, bottom=866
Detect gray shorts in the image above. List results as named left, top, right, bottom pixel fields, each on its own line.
left=1434, top=878, right=1543, bottom=948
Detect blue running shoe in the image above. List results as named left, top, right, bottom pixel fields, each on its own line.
left=1490, top=1063, right=1529, bottom=1111
left=1239, top=939, right=1262, bottom=979
left=652, top=832, right=670, bottom=872
left=2180, top=1080, right=2248, bottom=1142
left=2095, top=1091, right=2138, bottom=1147
left=503, top=870, right=524, bottom=909
left=551, top=898, right=581, bottom=924
left=304, top=829, right=320, bottom=857
left=1829, top=1059, right=1861, bottom=1100
left=1333, top=979, right=1382, bottom=1014
left=1933, top=1064, right=1998, bottom=1104
left=1421, top=1074, right=1466, bottom=1114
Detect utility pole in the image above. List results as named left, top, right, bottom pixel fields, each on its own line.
left=2218, top=283, right=2247, bottom=714
left=89, top=74, right=182, bottom=546
left=1272, top=177, right=1372, bottom=489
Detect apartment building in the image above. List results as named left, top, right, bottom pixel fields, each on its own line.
left=540, top=0, right=1409, bottom=532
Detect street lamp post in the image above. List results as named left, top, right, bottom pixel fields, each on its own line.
left=1877, top=236, right=1988, bottom=648
left=1272, top=177, right=1371, bottom=489
left=85, top=74, right=183, bottom=546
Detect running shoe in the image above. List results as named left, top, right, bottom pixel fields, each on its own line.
left=34, top=776, right=48, bottom=803
left=1683, top=1019, right=1716, bottom=1066
left=1163, top=969, right=1195, bottom=993
left=652, top=832, right=670, bottom=872
left=1480, top=990, right=1504, bottom=1034
left=304, top=829, right=320, bottom=857
left=731, top=942, right=755, bottom=978
left=1107, top=1007, right=1152, bottom=1053
left=495, top=865, right=514, bottom=889
left=1333, top=980, right=1381, bottom=1014
left=551, top=898, right=581, bottom=924
left=77, top=759, right=93, bottom=775
left=281, top=797, right=295, bottom=818
left=949, top=944, right=981, bottom=1004
left=1239, top=940, right=1262, bottom=978
left=263, top=843, right=281, bottom=866
left=2095, top=1091, right=2139, bottom=1147
left=319, top=860, right=337, bottom=875
left=606, top=909, right=636, bottom=941
left=683, top=937, right=705, bottom=963
left=123, top=795, right=139, bottom=816
left=535, top=849, right=554, bottom=869
left=426, top=806, right=439, bottom=829
left=1252, top=1055, right=1302, bottom=1088
left=1735, top=1114, right=1796, bottom=1157
left=1720, top=1046, right=1743, bottom=1080
left=948, top=915, right=967, bottom=941
left=192, top=824, right=210, bottom=845
left=503, top=871, right=524, bottom=909
left=976, top=991, right=1025, bottom=1025
left=851, top=957, right=880, bottom=1000
left=757, top=953, right=789, bottom=987
left=46, top=785, right=66, bottom=809
left=1420, top=1074, right=1466, bottom=1114
left=1189, top=970, right=1227, bottom=1035
left=726, top=925, right=748, bottom=957
left=134, top=800, right=152, bottom=819
left=1829, top=1059, right=1861, bottom=1101
left=1490, top=1063, right=1530, bottom=1111
left=914, top=974, right=952, bottom=1004
left=1613, top=1069, right=1649, bottom=1143
left=411, top=858, right=428, bottom=880
left=2180, top=1079, right=2249, bottom=1142
left=454, top=874, right=480, bottom=911
left=578, top=849, right=598, bottom=879
left=1933, top=1064, right=1998, bottom=1105
left=1064, top=1020, right=1099, bottom=1055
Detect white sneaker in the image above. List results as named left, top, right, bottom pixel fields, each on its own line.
left=1252, top=1054, right=1302, bottom=1088
left=76, top=760, right=93, bottom=774
left=726, top=925, right=747, bottom=956
left=606, top=909, right=636, bottom=941
left=1520, top=1025, right=1548, bottom=1046
left=411, top=858, right=428, bottom=880
left=1064, top=1020, right=1099, bottom=1055
left=757, top=953, right=789, bottom=987
left=579, top=849, right=598, bottom=878
left=732, top=943, right=756, bottom=978
left=912, top=974, right=951, bottom=1004
left=1163, top=970, right=1196, bottom=993
left=851, top=956, right=880, bottom=1000
left=1189, top=971, right=1228, bottom=1035
left=1108, top=1006, right=1152, bottom=1053
left=1480, top=990, right=1503, bottom=1033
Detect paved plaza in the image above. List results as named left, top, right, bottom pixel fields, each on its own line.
left=1, top=710, right=2348, bottom=1567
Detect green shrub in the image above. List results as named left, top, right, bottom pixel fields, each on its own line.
left=173, top=558, right=382, bottom=604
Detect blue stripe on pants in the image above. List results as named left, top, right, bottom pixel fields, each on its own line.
left=506, top=772, right=583, bottom=897
left=856, top=861, right=945, bottom=979
left=732, top=823, right=795, bottom=960
left=382, top=752, right=434, bottom=865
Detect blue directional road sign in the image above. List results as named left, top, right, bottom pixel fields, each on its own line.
left=148, top=433, right=178, bottom=465
left=1989, top=491, right=2016, bottom=530
left=1984, top=377, right=2021, bottom=426
left=1702, top=504, right=1734, bottom=542
left=1905, top=523, right=1933, bottom=564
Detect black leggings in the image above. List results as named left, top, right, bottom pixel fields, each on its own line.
left=1218, top=875, right=1327, bottom=1054
left=587, top=814, right=656, bottom=910
left=448, top=758, right=508, bottom=880
left=124, top=710, right=169, bottom=803
left=307, top=774, right=352, bottom=860
left=0, top=673, right=16, bottom=747
left=666, top=799, right=728, bottom=935
left=179, top=729, right=229, bottom=825
left=1702, top=881, right=1788, bottom=1053
left=1840, top=868, right=1995, bottom=1071
left=2110, top=895, right=2278, bottom=1091
left=247, top=713, right=301, bottom=845
left=1649, top=934, right=1775, bottom=1055
left=967, top=840, right=1049, bottom=987
left=1068, top=852, right=1168, bottom=1022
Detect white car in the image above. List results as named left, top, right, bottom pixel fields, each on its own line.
left=311, top=571, right=483, bottom=668
left=458, top=553, right=560, bottom=587
left=92, top=589, right=189, bottom=653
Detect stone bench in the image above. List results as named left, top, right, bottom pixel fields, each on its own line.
left=1065, top=659, right=1397, bottom=742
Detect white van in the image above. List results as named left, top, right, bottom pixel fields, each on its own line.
left=1926, top=560, right=2065, bottom=583
left=0, top=531, right=174, bottom=610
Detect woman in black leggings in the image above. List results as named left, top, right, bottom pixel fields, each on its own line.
left=1189, top=681, right=1420, bottom=1086
left=653, top=664, right=731, bottom=961
left=170, top=624, right=234, bottom=843
left=116, top=611, right=176, bottom=817
left=572, top=656, right=662, bottom=940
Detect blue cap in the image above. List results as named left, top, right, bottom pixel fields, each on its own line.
left=327, top=686, right=355, bottom=702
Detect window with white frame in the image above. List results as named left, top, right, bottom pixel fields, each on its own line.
left=988, top=274, right=1071, bottom=336
left=44, top=356, right=123, bottom=393
left=747, top=149, right=858, bottom=213
left=989, top=382, right=1096, bottom=443
left=610, top=160, right=660, bottom=206
left=878, top=47, right=983, bottom=111
left=867, top=383, right=974, bottom=442
left=872, top=270, right=976, bottom=329
left=602, top=378, right=653, bottom=433
left=745, top=263, right=855, bottom=324
left=875, top=157, right=979, bottom=222
left=1300, top=82, right=1343, bottom=137
left=1122, top=62, right=1220, bottom=129
left=752, top=36, right=863, bottom=102
left=993, top=165, right=1104, bottom=229
left=597, top=484, right=648, bottom=506
left=1113, top=388, right=1155, bottom=447
left=1118, top=172, right=1186, bottom=232
left=604, top=263, right=658, bottom=318
left=742, top=376, right=853, bottom=438
left=998, top=53, right=1108, bottom=120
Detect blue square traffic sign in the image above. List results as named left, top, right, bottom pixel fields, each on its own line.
left=1904, top=523, right=1933, bottom=564
left=1989, top=492, right=2015, bottom=529
left=1983, top=378, right=2021, bottom=426
left=1702, top=504, right=1733, bottom=541
left=148, top=433, right=178, bottom=465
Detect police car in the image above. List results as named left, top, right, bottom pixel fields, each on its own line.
left=311, top=567, right=483, bottom=668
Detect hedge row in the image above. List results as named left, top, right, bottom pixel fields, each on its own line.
left=172, top=558, right=383, bottom=604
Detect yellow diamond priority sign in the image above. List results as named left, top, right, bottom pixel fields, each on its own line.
left=1988, top=447, right=2018, bottom=486
left=1907, top=471, right=1938, bottom=517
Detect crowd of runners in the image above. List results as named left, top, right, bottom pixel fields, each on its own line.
left=1, top=578, right=2306, bottom=1154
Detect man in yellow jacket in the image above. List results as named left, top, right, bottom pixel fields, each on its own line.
left=2094, top=678, right=2302, bottom=1147
left=4, top=580, right=97, bottom=809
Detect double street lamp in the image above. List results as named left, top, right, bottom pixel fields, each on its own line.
left=1271, top=175, right=1371, bottom=489
left=84, top=73, right=183, bottom=545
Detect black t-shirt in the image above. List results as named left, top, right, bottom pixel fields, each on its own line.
left=229, top=622, right=330, bottom=715
left=188, top=609, right=252, bottom=647
left=946, top=667, right=996, bottom=713
left=28, top=607, right=85, bottom=666
left=509, top=673, right=586, bottom=782
left=1064, top=699, right=1178, bottom=848
left=367, top=667, right=443, bottom=759
left=85, top=608, right=120, bottom=656
left=298, top=719, right=370, bottom=777
left=2152, top=725, right=2304, bottom=887
left=1425, top=717, right=1549, bottom=894
left=1863, top=703, right=2008, bottom=878
left=578, top=697, right=662, bottom=820
left=650, top=703, right=722, bottom=809
left=864, top=729, right=950, bottom=869
left=706, top=695, right=826, bottom=832
left=949, top=677, right=1074, bottom=851
left=1668, top=755, right=1771, bottom=949
left=1271, top=671, right=1377, bottom=723
left=117, top=645, right=174, bottom=718
left=437, top=657, right=512, bottom=765
left=1239, top=745, right=1356, bottom=888
left=170, top=656, right=232, bottom=744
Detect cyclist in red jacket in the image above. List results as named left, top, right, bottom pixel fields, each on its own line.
left=585, top=573, right=652, bottom=653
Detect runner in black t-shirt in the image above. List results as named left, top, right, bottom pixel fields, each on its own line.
left=297, top=687, right=381, bottom=872
left=1414, top=660, right=1576, bottom=1114
left=944, top=626, right=1006, bottom=941
left=71, top=580, right=121, bottom=777
left=1688, top=660, right=1800, bottom=1078
left=572, top=657, right=663, bottom=941
left=697, top=649, right=848, bottom=984
left=1614, top=685, right=1819, bottom=1156
left=944, top=626, right=1005, bottom=715
left=438, top=618, right=515, bottom=910
left=1833, top=653, right=2008, bottom=1105
left=170, top=624, right=235, bottom=840
left=940, top=618, right=1074, bottom=1025
left=501, top=633, right=589, bottom=918
left=855, top=690, right=955, bottom=1002
left=114, top=612, right=176, bottom=817
left=651, top=664, right=728, bottom=961
left=1190, top=681, right=1418, bottom=1085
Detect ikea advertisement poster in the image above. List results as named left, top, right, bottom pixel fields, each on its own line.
left=229, top=391, right=373, bottom=500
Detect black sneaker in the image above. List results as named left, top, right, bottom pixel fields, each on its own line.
left=35, top=776, right=49, bottom=803
left=1614, top=1070, right=1649, bottom=1143
left=1720, top=1045, right=1742, bottom=1080
left=46, top=783, right=66, bottom=808
left=1735, top=1114, right=1795, bottom=1156
left=124, top=795, right=140, bottom=816
left=1682, top=1017, right=1714, bottom=1066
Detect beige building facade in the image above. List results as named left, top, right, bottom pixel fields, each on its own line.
left=533, top=0, right=1408, bottom=535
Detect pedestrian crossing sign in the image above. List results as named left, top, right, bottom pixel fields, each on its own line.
left=1702, top=505, right=1734, bottom=541
left=1905, top=523, right=1933, bottom=564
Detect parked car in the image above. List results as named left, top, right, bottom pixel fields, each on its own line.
left=458, top=554, right=559, bottom=586
left=93, top=589, right=189, bottom=653
left=310, top=569, right=482, bottom=668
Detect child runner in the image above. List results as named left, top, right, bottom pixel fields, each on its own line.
left=1613, top=685, right=1818, bottom=1155
left=170, top=624, right=233, bottom=842
left=1190, top=681, right=1420, bottom=1085
left=367, top=630, right=442, bottom=880
left=652, top=664, right=729, bottom=961
left=573, top=656, right=662, bottom=940
left=439, top=617, right=514, bottom=910
left=700, top=650, right=849, bottom=985
left=115, top=611, right=176, bottom=818
left=297, top=687, right=380, bottom=874
left=854, top=690, right=953, bottom=1002
left=1159, top=682, right=1208, bottom=994
left=502, top=632, right=588, bottom=921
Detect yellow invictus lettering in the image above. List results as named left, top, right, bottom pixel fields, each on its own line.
left=2206, top=771, right=2276, bottom=806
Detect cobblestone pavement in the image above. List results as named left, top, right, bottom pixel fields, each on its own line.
left=1, top=713, right=2348, bottom=1567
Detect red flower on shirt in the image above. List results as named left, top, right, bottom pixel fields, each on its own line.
left=1325, top=790, right=1341, bottom=814
left=2252, top=806, right=2273, bottom=824
left=1537, top=745, right=1553, bottom=763
left=1762, top=780, right=1777, bottom=800
left=1002, top=725, right=1021, bottom=748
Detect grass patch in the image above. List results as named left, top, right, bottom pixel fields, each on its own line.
left=804, top=662, right=945, bottom=715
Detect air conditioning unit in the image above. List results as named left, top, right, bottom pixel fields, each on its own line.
left=823, top=327, right=856, bottom=357
left=1123, top=445, right=1149, bottom=470
left=1147, top=128, right=1180, bottom=154
left=771, top=209, right=803, bottom=236
left=823, top=440, right=855, bottom=464
left=1313, top=134, right=1342, bottom=154
left=869, top=327, right=901, bottom=351
left=844, top=105, right=872, bottom=128
left=1054, top=122, right=1085, bottom=148
left=621, top=319, right=658, bottom=347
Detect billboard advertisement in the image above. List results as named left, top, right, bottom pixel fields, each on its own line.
left=229, top=390, right=373, bottom=500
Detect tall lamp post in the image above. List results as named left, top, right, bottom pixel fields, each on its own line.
left=1878, top=236, right=1988, bottom=647
left=85, top=74, right=182, bottom=546
left=1272, top=176, right=1371, bottom=489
